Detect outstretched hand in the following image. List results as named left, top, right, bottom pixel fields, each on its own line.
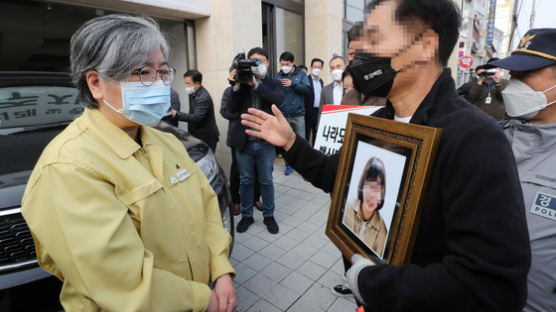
left=241, top=104, right=296, bottom=151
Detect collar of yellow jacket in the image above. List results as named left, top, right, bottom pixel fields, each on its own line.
left=82, top=108, right=150, bottom=159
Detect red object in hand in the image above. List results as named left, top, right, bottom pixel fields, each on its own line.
left=356, top=306, right=366, bottom=312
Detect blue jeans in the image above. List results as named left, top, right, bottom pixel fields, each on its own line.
left=285, top=116, right=306, bottom=140
left=284, top=116, right=305, bottom=169
left=235, top=140, right=276, bottom=217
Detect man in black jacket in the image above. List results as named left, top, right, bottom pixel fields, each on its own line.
left=172, top=69, right=219, bottom=152
left=240, top=0, right=531, bottom=311
left=225, top=47, right=284, bottom=234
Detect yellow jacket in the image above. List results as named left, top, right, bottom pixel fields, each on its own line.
left=21, top=108, right=234, bottom=311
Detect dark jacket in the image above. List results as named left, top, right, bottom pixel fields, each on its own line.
left=456, top=79, right=476, bottom=103
left=276, top=66, right=311, bottom=117
left=284, top=69, right=531, bottom=312
left=305, top=74, right=324, bottom=123
left=224, top=76, right=284, bottom=150
left=176, top=86, right=219, bottom=150
left=468, top=79, right=509, bottom=120
left=161, top=88, right=181, bottom=127
left=219, top=87, right=234, bottom=148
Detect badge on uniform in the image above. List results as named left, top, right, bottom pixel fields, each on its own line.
left=485, top=95, right=492, bottom=104
left=530, top=191, right=556, bottom=221
left=176, top=169, right=190, bottom=182
left=169, top=169, right=190, bottom=185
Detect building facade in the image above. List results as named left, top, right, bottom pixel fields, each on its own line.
left=0, top=0, right=462, bottom=172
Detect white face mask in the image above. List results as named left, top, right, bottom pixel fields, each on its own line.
left=502, top=79, right=556, bottom=120
left=332, top=69, right=344, bottom=82
left=186, top=86, right=196, bottom=95
left=311, top=68, right=322, bottom=77
left=251, top=64, right=268, bottom=77
left=281, top=66, right=292, bottom=74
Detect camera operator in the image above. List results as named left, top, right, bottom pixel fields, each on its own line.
left=468, top=58, right=509, bottom=120
left=226, top=47, right=284, bottom=234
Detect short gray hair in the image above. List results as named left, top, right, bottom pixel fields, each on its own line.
left=329, top=55, right=346, bottom=65
left=70, top=14, right=169, bottom=108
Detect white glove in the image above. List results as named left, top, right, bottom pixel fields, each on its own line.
left=346, top=254, right=375, bottom=305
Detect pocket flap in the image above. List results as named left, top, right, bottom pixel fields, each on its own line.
left=521, top=171, right=556, bottom=189
left=118, top=180, right=163, bottom=206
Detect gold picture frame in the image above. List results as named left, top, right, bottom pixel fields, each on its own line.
left=326, top=114, right=442, bottom=266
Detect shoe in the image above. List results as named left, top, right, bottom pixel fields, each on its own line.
left=263, top=217, right=279, bottom=234
left=236, top=217, right=254, bottom=233
left=332, top=284, right=353, bottom=297
left=232, top=204, right=240, bottom=216
left=284, top=167, right=293, bottom=175
left=254, top=201, right=264, bottom=211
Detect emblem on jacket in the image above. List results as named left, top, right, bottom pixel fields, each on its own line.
left=519, top=34, right=536, bottom=49
left=530, top=191, right=556, bottom=221
left=169, top=169, right=190, bottom=185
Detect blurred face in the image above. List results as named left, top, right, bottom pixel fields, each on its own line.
left=348, top=39, right=364, bottom=62
left=311, top=61, right=323, bottom=71
left=184, top=76, right=200, bottom=91
left=361, top=179, right=382, bottom=220
left=250, top=53, right=269, bottom=68
left=280, top=60, right=293, bottom=68
left=510, top=66, right=556, bottom=123
left=330, top=58, right=346, bottom=72
left=343, top=74, right=354, bottom=93
left=361, top=0, right=438, bottom=95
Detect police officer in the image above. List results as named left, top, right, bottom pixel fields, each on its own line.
left=491, top=28, right=556, bottom=312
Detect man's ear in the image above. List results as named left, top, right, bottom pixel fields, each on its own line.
left=86, top=70, right=104, bottom=101
left=418, top=30, right=439, bottom=64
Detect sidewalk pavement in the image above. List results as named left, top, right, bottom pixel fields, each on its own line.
left=230, top=158, right=358, bottom=312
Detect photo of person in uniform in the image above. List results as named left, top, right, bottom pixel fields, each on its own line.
left=343, top=157, right=388, bottom=257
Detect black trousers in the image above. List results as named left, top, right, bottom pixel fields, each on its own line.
left=305, top=107, right=319, bottom=146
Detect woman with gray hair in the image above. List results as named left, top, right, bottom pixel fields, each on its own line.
left=21, top=14, right=236, bottom=312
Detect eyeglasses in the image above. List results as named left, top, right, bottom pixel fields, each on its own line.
left=132, top=66, right=176, bottom=86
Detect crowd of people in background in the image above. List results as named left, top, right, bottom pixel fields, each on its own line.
left=18, top=0, right=556, bottom=309
left=163, top=21, right=556, bottom=310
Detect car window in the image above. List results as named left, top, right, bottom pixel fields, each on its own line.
left=0, top=86, right=79, bottom=188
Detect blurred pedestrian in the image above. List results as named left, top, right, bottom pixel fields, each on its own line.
left=348, top=22, right=364, bottom=62
left=305, top=58, right=324, bottom=145
left=241, top=0, right=530, bottom=310
left=161, top=88, right=181, bottom=127
left=220, top=77, right=263, bottom=216
left=173, top=70, right=220, bottom=152
left=228, top=47, right=284, bottom=234
left=276, top=51, right=311, bottom=175
left=320, top=55, right=347, bottom=106
left=468, top=58, right=509, bottom=120
left=492, top=28, right=556, bottom=312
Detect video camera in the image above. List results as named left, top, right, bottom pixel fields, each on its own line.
left=232, top=53, right=260, bottom=84
left=478, top=69, right=498, bottom=78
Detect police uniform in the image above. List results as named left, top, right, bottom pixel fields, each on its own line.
left=492, top=28, right=556, bottom=312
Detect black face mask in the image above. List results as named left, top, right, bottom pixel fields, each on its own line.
left=349, top=52, right=398, bottom=98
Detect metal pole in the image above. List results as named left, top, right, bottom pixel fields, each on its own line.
left=530, top=0, right=536, bottom=29
left=507, top=0, right=520, bottom=54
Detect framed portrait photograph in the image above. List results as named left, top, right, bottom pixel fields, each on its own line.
left=326, top=114, right=442, bottom=266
